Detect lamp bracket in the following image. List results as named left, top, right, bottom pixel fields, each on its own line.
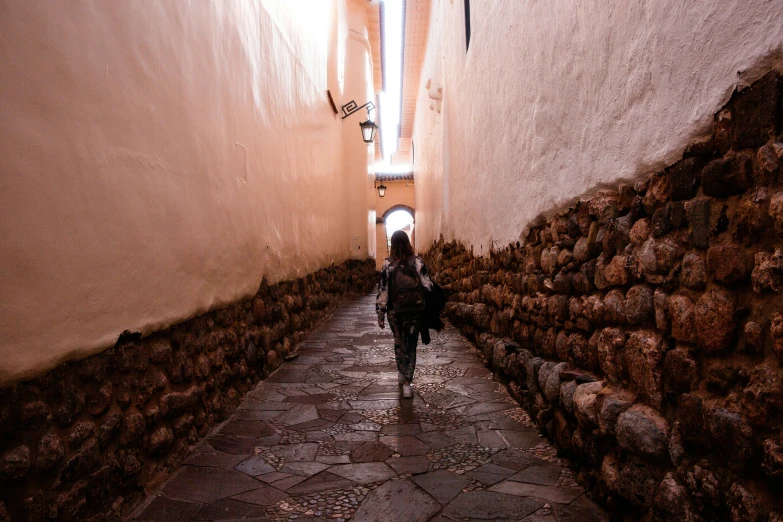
left=341, top=100, right=375, bottom=120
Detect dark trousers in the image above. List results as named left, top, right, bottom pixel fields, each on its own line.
left=388, top=311, right=421, bottom=382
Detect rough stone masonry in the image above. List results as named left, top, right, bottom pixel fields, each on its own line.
left=423, top=71, right=783, bottom=522
left=0, top=259, right=376, bottom=521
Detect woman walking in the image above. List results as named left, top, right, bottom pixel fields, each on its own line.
left=376, top=230, right=433, bottom=398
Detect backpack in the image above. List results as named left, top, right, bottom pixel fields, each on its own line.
left=390, top=257, right=426, bottom=313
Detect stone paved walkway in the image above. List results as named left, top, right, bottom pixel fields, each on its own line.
left=129, top=296, right=606, bottom=522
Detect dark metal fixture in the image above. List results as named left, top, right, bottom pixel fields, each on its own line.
left=342, top=100, right=378, bottom=144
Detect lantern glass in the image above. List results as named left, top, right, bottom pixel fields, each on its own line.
left=377, top=184, right=387, bottom=197
left=360, top=119, right=378, bottom=144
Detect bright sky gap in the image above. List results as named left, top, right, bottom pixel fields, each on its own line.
left=379, top=0, right=403, bottom=165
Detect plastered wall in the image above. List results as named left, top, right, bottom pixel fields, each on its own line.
left=343, top=5, right=378, bottom=262
left=0, top=0, right=376, bottom=386
left=412, top=0, right=783, bottom=254
left=374, top=181, right=416, bottom=269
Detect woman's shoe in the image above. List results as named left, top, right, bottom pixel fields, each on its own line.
left=402, top=383, right=413, bottom=398
left=398, top=373, right=406, bottom=385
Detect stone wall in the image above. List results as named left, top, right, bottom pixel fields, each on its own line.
left=0, top=259, right=376, bottom=522
left=423, top=72, right=783, bottom=521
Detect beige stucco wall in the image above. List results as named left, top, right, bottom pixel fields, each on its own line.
left=343, top=5, right=378, bottom=262
left=412, top=0, right=783, bottom=254
left=375, top=182, right=416, bottom=269
left=0, top=0, right=377, bottom=386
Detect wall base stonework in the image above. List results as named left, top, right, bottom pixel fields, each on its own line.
left=423, top=72, right=783, bottom=521
left=0, top=259, right=376, bottom=522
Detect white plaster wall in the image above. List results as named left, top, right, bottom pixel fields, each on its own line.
left=0, top=0, right=375, bottom=385
left=413, top=0, right=783, bottom=254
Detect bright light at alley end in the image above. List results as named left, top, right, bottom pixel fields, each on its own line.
left=360, top=119, right=379, bottom=145
left=341, top=100, right=377, bottom=144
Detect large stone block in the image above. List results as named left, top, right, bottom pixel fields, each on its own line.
left=694, top=288, right=736, bottom=354
left=707, top=243, right=752, bottom=287
left=763, top=438, right=783, bottom=479
left=772, top=313, right=783, bottom=362
left=770, top=191, right=783, bottom=236
left=544, top=362, right=570, bottom=403
left=35, top=434, right=65, bottom=472
left=598, top=390, right=633, bottom=437
left=643, top=173, right=671, bottom=214
left=653, top=473, right=698, bottom=522
left=590, top=191, right=620, bottom=224
left=53, top=384, right=86, bottom=428
left=538, top=361, right=558, bottom=394
left=669, top=157, right=704, bottom=201
left=701, top=154, right=753, bottom=198
left=630, top=218, right=652, bottom=246
left=733, top=197, right=767, bottom=244
left=664, top=346, right=699, bottom=393
left=742, top=365, right=783, bottom=425
left=597, top=327, right=626, bottom=383
left=751, top=249, right=783, bottom=293
left=0, top=446, right=30, bottom=482
left=601, top=453, right=658, bottom=508
left=677, top=394, right=705, bottom=446
left=603, top=289, right=626, bottom=324
left=727, top=482, right=760, bottom=522
left=148, top=339, right=173, bottom=365
left=573, top=381, right=604, bottom=427
left=686, top=198, right=711, bottom=249
left=560, top=380, right=577, bottom=414
left=59, top=439, right=100, bottom=483
left=686, top=464, right=722, bottom=515
left=668, top=294, right=695, bottom=344
left=625, top=330, right=665, bottom=407
left=731, top=71, right=782, bottom=150
left=160, top=387, right=202, bottom=420
left=653, top=288, right=669, bottom=331
left=707, top=407, right=754, bottom=471
left=541, top=246, right=560, bottom=276
left=625, top=285, right=654, bottom=325
left=568, top=332, right=593, bottom=369
left=680, top=251, right=707, bottom=290
left=616, top=404, right=670, bottom=459
left=20, top=401, right=51, bottom=430
left=604, top=255, right=629, bottom=287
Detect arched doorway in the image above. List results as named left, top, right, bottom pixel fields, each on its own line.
left=381, top=204, right=415, bottom=256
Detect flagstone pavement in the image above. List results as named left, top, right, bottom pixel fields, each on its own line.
left=129, top=296, right=607, bottom=522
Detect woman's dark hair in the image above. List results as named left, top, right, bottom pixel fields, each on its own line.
left=390, top=230, right=414, bottom=261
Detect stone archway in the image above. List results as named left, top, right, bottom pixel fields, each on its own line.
left=381, top=204, right=415, bottom=222
left=381, top=205, right=416, bottom=256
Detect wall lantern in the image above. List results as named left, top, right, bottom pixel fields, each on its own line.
left=360, top=119, right=379, bottom=144
left=342, top=100, right=378, bottom=145
left=377, top=184, right=387, bottom=197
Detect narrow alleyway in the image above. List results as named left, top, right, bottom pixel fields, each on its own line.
left=129, top=296, right=606, bottom=522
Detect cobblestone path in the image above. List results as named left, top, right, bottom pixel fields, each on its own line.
left=129, top=296, right=606, bottom=522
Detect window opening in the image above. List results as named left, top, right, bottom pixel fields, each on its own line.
left=464, top=0, right=471, bottom=51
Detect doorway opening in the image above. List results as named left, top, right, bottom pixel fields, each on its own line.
left=383, top=207, right=415, bottom=255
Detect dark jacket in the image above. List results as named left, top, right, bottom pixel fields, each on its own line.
left=420, top=282, right=446, bottom=344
